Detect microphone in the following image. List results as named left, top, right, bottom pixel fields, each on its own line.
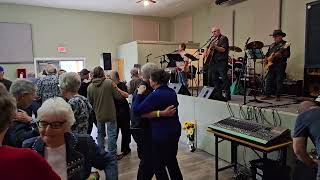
left=245, top=37, right=251, bottom=45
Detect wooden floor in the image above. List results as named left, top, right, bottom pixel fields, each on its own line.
left=91, top=127, right=235, bottom=180
left=117, top=142, right=235, bottom=180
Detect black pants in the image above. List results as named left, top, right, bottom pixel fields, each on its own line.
left=208, top=60, right=231, bottom=97
left=265, top=63, right=286, bottom=97
left=132, top=129, right=155, bottom=180
left=151, top=139, right=183, bottom=180
left=116, top=114, right=131, bottom=153
left=87, top=111, right=97, bottom=135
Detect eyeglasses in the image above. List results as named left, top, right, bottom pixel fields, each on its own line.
left=37, top=121, right=66, bottom=129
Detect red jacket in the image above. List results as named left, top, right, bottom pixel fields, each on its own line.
left=0, top=146, right=61, bottom=180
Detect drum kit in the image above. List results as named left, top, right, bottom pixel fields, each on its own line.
left=228, top=41, right=267, bottom=99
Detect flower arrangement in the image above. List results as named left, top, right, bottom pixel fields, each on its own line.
left=183, top=121, right=196, bottom=152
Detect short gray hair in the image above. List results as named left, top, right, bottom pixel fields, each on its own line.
left=107, top=70, right=120, bottom=82
left=37, top=97, right=75, bottom=130
left=59, top=72, right=81, bottom=93
left=46, top=64, right=57, bottom=74
left=141, top=63, right=159, bottom=80
left=10, top=79, right=36, bottom=99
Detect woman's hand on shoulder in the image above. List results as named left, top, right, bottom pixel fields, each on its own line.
left=137, top=85, right=147, bottom=94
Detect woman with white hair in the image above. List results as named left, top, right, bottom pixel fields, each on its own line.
left=23, top=97, right=117, bottom=180
left=4, top=79, right=39, bottom=147
left=59, top=72, right=92, bottom=134
left=0, top=93, right=61, bottom=180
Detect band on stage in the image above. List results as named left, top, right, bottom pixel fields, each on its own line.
left=161, top=27, right=290, bottom=102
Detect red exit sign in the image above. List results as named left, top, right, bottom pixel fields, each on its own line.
left=57, top=46, right=66, bottom=53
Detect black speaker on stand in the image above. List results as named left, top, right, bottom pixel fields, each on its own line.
left=100, top=53, right=112, bottom=70
left=168, top=83, right=191, bottom=96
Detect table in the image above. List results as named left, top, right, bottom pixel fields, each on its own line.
left=207, top=129, right=292, bottom=180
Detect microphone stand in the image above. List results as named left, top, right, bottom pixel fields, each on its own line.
left=146, top=53, right=152, bottom=63
left=243, top=37, right=250, bottom=105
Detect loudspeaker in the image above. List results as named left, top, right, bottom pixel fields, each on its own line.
left=198, top=86, right=225, bottom=101
left=304, top=68, right=320, bottom=97
left=305, top=1, right=320, bottom=68
left=100, top=53, right=112, bottom=70
left=198, top=86, right=215, bottom=99
left=168, top=83, right=191, bottom=96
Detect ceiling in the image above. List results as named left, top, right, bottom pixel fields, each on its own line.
left=0, top=0, right=212, bottom=17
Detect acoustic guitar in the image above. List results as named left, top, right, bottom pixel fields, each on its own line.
left=204, top=37, right=219, bottom=65
left=264, top=42, right=290, bottom=73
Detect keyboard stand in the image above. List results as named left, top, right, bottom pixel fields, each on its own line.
left=207, top=129, right=292, bottom=180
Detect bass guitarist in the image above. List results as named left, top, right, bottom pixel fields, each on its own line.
left=204, top=27, right=230, bottom=101
left=261, top=30, right=291, bottom=101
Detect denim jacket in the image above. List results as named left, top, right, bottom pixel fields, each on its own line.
left=22, top=132, right=116, bottom=180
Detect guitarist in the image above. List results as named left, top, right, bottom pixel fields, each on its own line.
left=261, top=30, right=291, bottom=101
left=204, top=27, right=230, bottom=100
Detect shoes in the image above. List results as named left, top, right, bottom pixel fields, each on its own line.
left=260, top=96, right=274, bottom=100
left=275, top=97, right=281, bottom=101
left=117, top=153, right=124, bottom=160
left=117, top=149, right=131, bottom=160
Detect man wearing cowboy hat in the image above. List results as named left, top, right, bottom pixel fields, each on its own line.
left=261, top=30, right=291, bottom=101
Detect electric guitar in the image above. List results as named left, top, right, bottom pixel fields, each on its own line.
left=264, top=42, right=290, bottom=73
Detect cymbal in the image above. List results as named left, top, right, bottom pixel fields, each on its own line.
left=229, top=46, right=242, bottom=52
left=246, top=41, right=264, bottom=49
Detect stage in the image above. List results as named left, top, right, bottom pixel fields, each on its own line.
left=229, top=95, right=300, bottom=114
left=176, top=94, right=309, bottom=169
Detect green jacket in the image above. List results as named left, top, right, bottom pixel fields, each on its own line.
left=87, top=78, right=123, bottom=122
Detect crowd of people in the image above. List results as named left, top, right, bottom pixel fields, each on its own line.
left=0, top=63, right=182, bottom=180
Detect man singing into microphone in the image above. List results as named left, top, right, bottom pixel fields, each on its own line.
left=204, top=27, right=230, bottom=101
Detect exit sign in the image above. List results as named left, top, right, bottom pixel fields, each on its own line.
left=57, top=46, right=66, bottom=53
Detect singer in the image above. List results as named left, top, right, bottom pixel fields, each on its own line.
left=203, top=26, right=230, bottom=101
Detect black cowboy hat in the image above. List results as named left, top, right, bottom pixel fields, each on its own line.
left=270, top=30, right=286, bottom=37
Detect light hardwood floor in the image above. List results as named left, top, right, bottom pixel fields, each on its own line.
left=117, top=142, right=235, bottom=180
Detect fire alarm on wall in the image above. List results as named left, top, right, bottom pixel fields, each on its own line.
left=57, top=46, right=66, bottom=53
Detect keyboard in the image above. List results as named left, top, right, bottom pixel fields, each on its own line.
left=208, top=117, right=290, bottom=145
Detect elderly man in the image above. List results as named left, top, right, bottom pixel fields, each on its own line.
left=261, top=30, right=291, bottom=101
left=3, top=79, right=39, bottom=147
left=293, top=101, right=320, bottom=179
left=0, top=65, right=12, bottom=91
left=204, top=27, right=230, bottom=101
left=36, top=64, right=60, bottom=103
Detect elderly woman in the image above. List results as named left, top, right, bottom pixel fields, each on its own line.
left=132, top=69, right=183, bottom=180
left=36, top=64, right=60, bottom=103
left=107, top=70, right=131, bottom=158
left=59, top=72, right=92, bottom=134
left=23, top=97, right=117, bottom=180
left=130, top=63, right=177, bottom=179
left=4, top=79, right=39, bottom=147
left=0, top=93, right=61, bottom=179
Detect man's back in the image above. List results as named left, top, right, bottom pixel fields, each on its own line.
left=36, top=74, right=60, bottom=103
left=87, top=78, right=122, bottom=122
left=294, top=107, right=320, bottom=154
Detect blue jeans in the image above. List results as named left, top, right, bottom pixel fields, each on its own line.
left=178, top=72, right=188, bottom=87
left=265, top=63, right=285, bottom=97
left=97, top=121, right=118, bottom=179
